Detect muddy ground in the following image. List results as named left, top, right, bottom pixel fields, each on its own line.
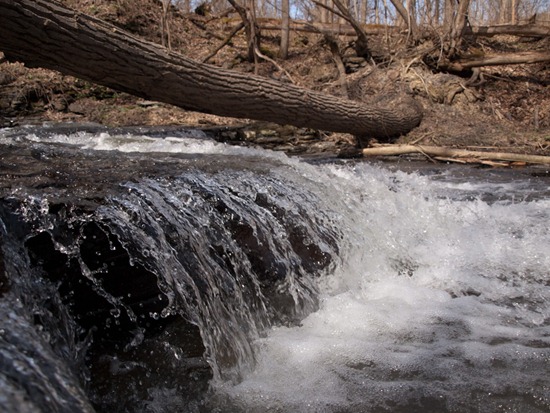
left=1, top=0, right=549, bottom=158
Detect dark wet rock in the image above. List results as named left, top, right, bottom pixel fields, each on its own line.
left=0, top=130, right=342, bottom=411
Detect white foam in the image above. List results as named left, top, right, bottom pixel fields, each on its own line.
left=4, top=128, right=548, bottom=410
left=217, top=162, right=550, bottom=412
left=5, top=130, right=292, bottom=160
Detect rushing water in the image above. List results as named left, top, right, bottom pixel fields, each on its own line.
left=0, top=126, right=549, bottom=413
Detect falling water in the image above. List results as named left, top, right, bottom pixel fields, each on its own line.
left=0, top=127, right=548, bottom=412
left=213, top=163, right=550, bottom=413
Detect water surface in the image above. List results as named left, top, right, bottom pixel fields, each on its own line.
left=0, top=127, right=548, bottom=412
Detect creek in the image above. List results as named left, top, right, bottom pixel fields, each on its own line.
left=0, top=125, right=548, bottom=413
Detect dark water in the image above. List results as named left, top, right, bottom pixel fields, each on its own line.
left=0, top=126, right=549, bottom=412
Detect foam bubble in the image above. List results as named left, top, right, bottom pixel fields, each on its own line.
left=215, top=162, right=550, bottom=412
left=5, top=130, right=291, bottom=159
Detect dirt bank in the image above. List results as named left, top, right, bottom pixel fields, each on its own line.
left=1, top=0, right=549, bottom=158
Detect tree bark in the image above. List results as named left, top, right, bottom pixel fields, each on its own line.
left=331, top=0, right=371, bottom=58
left=0, top=0, right=422, bottom=140
left=279, top=0, right=290, bottom=59
left=445, top=50, right=550, bottom=70
left=449, top=0, right=471, bottom=54
left=471, top=24, right=550, bottom=37
left=389, top=0, right=418, bottom=40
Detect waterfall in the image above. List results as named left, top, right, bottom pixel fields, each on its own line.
left=0, top=129, right=345, bottom=411
left=0, top=128, right=548, bottom=413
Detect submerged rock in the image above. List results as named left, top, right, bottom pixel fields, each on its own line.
left=0, top=129, right=341, bottom=412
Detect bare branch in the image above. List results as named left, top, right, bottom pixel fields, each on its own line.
left=201, top=22, right=244, bottom=63
left=331, top=0, right=370, bottom=57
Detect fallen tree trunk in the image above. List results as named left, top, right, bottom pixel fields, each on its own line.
left=0, top=0, right=422, bottom=140
left=259, top=21, right=394, bottom=37
left=470, top=24, right=550, bottom=38
left=362, top=144, right=550, bottom=165
left=445, top=50, right=550, bottom=71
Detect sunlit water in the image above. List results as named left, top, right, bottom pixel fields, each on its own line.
left=0, top=127, right=549, bottom=413
left=214, top=163, right=550, bottom=413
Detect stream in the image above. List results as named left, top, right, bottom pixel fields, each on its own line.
left=0, top=125, right=548, bottom=413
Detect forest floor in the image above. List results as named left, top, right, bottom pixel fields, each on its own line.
left=1, top=0, right=549, bottom=159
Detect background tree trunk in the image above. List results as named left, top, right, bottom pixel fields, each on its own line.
left=360, top=0, right=368, bottom=23
left=227, top=0, right=260, bottom=64
left=443, top=0, right=454, bottom=31
left=332, top=0, right=371, bottom=58
left=511, top=0, right=518, bottom=24
left=390, top=0, right=419, bottom=40
left=160, top=0, right=172, bottom=50
left=0, top=0, right=422, bottom=140
left=449, top=0, right=471, bottom=55
left=280, top=0, right=290, bottom=59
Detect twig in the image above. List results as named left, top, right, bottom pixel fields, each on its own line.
left=253, top=46, right=296, bottom=84
left=409, top=133, right=431, bottom=145
left=404, top=56, right=420, bottom=73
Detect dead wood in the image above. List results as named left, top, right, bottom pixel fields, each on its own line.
left=226, top=0, right=259, bottom=64
left=362, top=145, right=550, bottom=166
left=259, top=21, right=393, bottom=37
left=0, top=0, right=422, bottom=139
left=303, top=23, right=348, bottom=97
left=444, top=50, right=550, bottom=71
left=470, top=24, right=550, bottom=38
left=324, top=33, right=349, bottom=98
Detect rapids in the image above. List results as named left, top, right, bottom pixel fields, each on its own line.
left=0, top=126, right=548, bottom=413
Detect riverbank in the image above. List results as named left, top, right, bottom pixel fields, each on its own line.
left=1, top=1, right=549, bottom=159
left=2, top=65, right=548, bottom=161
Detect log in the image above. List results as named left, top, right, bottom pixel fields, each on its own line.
left=470, top=24, right=550, bottom=38
left=0, top=0, right=422, bottom=139
left=259, top=21, right=394, bottom=37
left=445, top=51, right=550, bottom=71
left=362, top=145, right=550, bottom=165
